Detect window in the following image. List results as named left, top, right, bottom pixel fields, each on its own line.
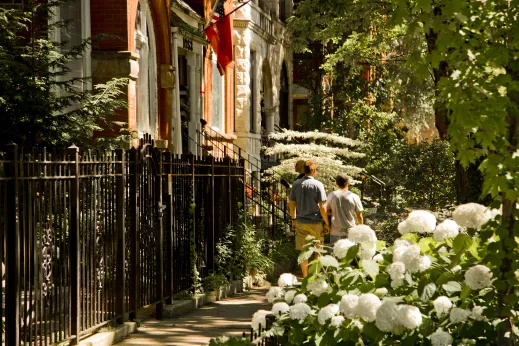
left=211, top=56, right=225, bottom=131
left=60, top=0, right=91, bottom=91
left=250, top=50, right=256, bottom=133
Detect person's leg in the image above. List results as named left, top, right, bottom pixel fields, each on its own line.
left=295, top=223, right=310, bottom=277
left=300, top=260, right=309, bottom=278
left=309, top=223, right=324, bottom=262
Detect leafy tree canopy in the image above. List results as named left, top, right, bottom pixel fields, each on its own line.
left=0, top=1, right=129, bottom=149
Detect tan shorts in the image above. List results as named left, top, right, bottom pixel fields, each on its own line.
left=295, top=222, right=324, bottom=251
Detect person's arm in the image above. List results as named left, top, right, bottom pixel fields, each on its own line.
left=356, top=211, right=363, bottom=225
left=319, top=201, right=330, bottom=233
left=289, top=200, right=297, bottom=229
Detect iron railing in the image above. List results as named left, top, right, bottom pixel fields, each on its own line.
left=196, top=125, right=292, bottom=237
left=1, top=135, right=245, bottom=345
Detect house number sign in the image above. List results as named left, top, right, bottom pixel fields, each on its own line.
left=183, top=38, right=193, bottom=51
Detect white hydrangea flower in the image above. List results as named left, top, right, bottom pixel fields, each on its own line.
left=348, top=225, right=377, bottom=243
left=284, top=290, right=297, bottom=304
left=399, top=245, right=421, bottom=272
left=398, top=210, right=436, bottom=234
left=293, top=293, right=307, bottom=304
left=339, top=294, right=359, bottom=318
left=362, top=259, right=379, bottom=278
left=375, top=302, right=400, bottom=332
left=470, top=306, right=486, bottom=321
left=350, top=319, right=364, bottom=330
left=356, top=293, right=382, bottom=322
left=289, top=302, right=312, bottom=322
left=394, top=238, right=413, bottom=249
left=451, top=265, right=462, bottom=273
left=433, top=296, right=452, bottom=315
left=272, top=302, right=290, bottom=316
left=375, top=287, right=388, bottom=296
left=306, top=276, right=332, bottom=297
left=373, top=253, right=384, bottom=263
left=391, top=279, right=404, bottom=288
left=305, top=235, right=315, bottom=241
left=453, top=203, right=491, bottom=229
left=434, top=219, right=460, bottom=242
left=330, top=315, right=345, bottom=328
left=252, top=310, right=270, bottom=331
left=465, top=265, right=493, bottom=290
left=319, top=255, right=339, bottom=268
left=333, top=239, right=356, bottom=259
left=359, top=242, right=376, bottom=260
left=430, top=328, right=453, bottom=346
left=450, top=307, right=471, bottom=324
left=317, top=304, right=339, bottom=325
left=396, top=305, right=422, bottom=329
left=387, top=262, right=406, bottom=281
left=416, top=255, right=432, bottom=272
left=278, top=273, right=298, bottom=288
left=266, top=287, right=285, bottom=303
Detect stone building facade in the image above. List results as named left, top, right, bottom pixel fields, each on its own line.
left=231, top=0, right=293, bottom=165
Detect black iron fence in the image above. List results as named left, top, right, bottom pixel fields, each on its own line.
left=1, top=135, right=245, bottom=345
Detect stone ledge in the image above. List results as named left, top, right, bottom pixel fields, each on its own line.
left=78, top=322, right=137, bottom=346
left=163, top=280, right=244, bottom=318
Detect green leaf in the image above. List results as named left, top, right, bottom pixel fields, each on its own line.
left=453, top=234, right=473, bottom=254
left=362, top=322, right=386, bottom=342
left=346, top=244, right=359, bottom=261
left=401, top=233, right=419, bottom=243
left=460, top=284, right=471, bottom=300
left=318, top=292, right=331, bottom=308
left=442, top=281, right=462, bottom=294
left=289, top=328, right=304, bottom=345
left=419, top=282, right=437, bottom=302
left=298, top=248, right=314, bottom=263
left=418, top=237, right=435, bottom=254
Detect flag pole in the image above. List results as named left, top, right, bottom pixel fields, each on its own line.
left=204, top=0, right=252, bottom=30
left=205, top=0, right=223, bottom=29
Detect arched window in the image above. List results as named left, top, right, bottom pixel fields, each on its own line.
left=279, top=63, right=289, bottom=129
left=135, top=0, right=158, bottom=137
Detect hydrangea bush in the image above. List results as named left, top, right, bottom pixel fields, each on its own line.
left=253, top=203, right=507, bottom=345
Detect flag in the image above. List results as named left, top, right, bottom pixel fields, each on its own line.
left=205, top=0, right=233, bottom=75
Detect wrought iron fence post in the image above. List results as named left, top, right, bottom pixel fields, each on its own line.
left=210, top=155, right=215, bottom=273
left=115, top=149, right=126, bottom=324
left=128, top=148, right=140, bottom=320
left=226, top=156, right=232, bottom=224
left=164, top=152, right=173, bottom=304
left=239, top=158, right=246, bottom=221
left=66, top=144, right=81, bottom=345
left=5, top=142, right=20, bottom=346
left=155, top=149, right=164, bottom=319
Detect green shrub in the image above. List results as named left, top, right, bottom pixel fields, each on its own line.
left=216, top=213, right=273, bottom=281
left=202, top=273, right=229, bottom=292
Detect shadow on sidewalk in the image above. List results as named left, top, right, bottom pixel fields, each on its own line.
left=116, top=287, right=270, bottom=346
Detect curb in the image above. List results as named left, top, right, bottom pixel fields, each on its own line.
left=78, top=322, right=137, bottom=346
left=163, top=279, right=244, bottom=318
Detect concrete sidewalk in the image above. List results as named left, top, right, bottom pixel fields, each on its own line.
left=115, top=287, right=270, bottom=346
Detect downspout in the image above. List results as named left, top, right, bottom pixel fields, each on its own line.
left=171, top=27, right=183, bottom=154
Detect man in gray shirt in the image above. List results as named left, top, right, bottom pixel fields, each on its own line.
left=289, top=160, right=330, bottom=277
left=326, top=173, right=363, bottom=244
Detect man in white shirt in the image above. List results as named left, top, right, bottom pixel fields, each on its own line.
left=326, top=174, right=363, bottom=244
